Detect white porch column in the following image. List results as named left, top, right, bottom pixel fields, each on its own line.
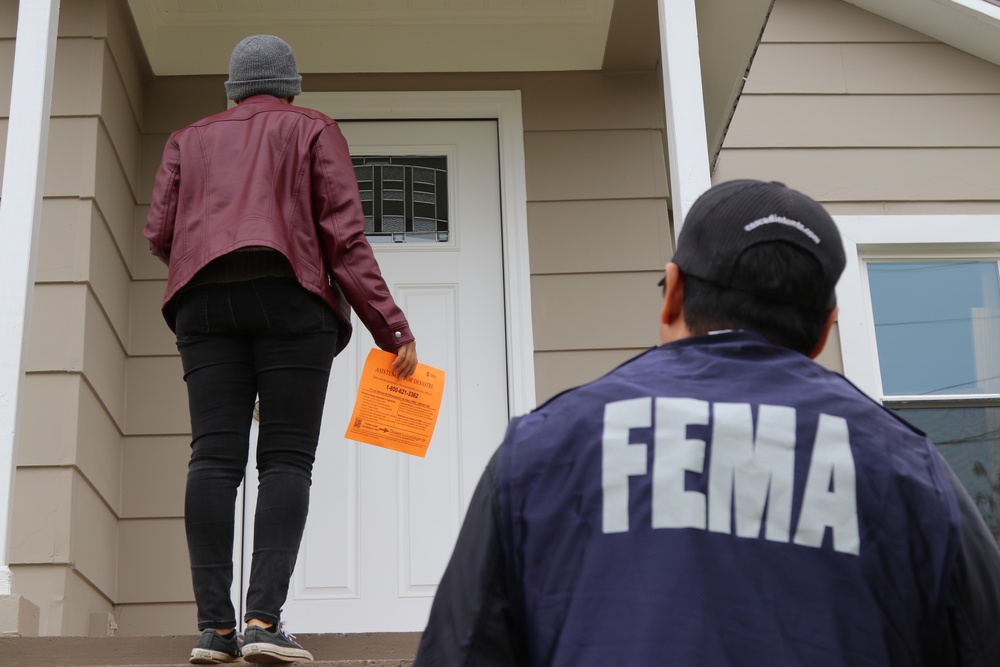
left=657, top=0, right=712, bottom=237
left=0, top=0, right=61, bottom=623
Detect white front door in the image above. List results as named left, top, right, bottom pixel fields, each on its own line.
left=240, top=119, right=510, bottom=632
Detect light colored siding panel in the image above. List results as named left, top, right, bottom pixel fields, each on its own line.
left=726, top=95, right=1000, bottom=148
left=19, top=566, right=115, bottom=637
left=91, top=205, right=132, bottom=347
left=118, top=519, right=192, bottom=603
left=60, top=570, right=114, bottom=637
left=17, top=374, right=80, bottom=466
left=57, top=0, right=107, bottom=39
left=26, top=284, right=86, bottom=372
left=527, top=199, right=671, bottom=275
left=106, top=0, right=144, bottom=123
left=842, top=44, right=1000, bottom=94
left=133, top=207, right=168, bottom=279
left=8, top=566, right=73, bottom=635
left=714, top=148, right=1000, bottom=202
left=140, top=134, right=170, bottom=206
left=520, top=72, right=663, bottom=132
left=745, top=44, right=1000, bottom=94
left=76, top=380, right=124, bottom=516
left=534, top=348, right=645, bottom=404
left=121, top=436, right=187, bottom=519
left=83, top=287, right=127, bottom=428
left=744, top=44, right=849, bottom=94
left=0, top=38, right=14, bottom=116
left=116, top=602, right=198, bottom=637
left=101, top=45, right=142, bottom=195
left=724, top=0, right=1000, bottom=212
left=0, top=0, right=15, bottom=39
left=532, top=273, right=663, bottom=351
left=36, top=198, right=91, bottom=283
left=142, top=76, right=227, bottom=134
left=45, top=118, right=98, bottom=197
left=126, top=356, right=189, bottom=436
left=70, top=472, right=119, bottom=600
left=762, top=0, right=933, bottom=43
left=826, top=201, right=1000, bottom=215
left=95, top=124, right=137, bottom=264
left=51, top=37, right=102, bottom=117
left=9, top=468, right=73, bottom=564
left=524, top=129, right=668, bottom=202
left=815, top=322, right=844, bottom=374
left=130, top=280, right=174, bottom=356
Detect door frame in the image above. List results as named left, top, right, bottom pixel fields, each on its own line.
left=299, top=90, right=536, bottom=416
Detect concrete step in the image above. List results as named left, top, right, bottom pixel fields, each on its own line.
left=0, top=633, right=419, bottom=667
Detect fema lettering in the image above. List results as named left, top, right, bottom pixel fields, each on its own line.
left=601, top=398, right=860, bottom=556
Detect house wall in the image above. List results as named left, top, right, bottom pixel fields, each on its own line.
left=717, top=0, right=1000, bottom=215
left=3, top=0, right=144, bottom=636
left=121, top=68, right=670, bottom=635
left=16, top=0, right=998, bottom=639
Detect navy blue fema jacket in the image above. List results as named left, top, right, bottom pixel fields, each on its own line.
left=414, top=331, right=1000, bottom=667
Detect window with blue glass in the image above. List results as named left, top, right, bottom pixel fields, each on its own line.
left=868, top=260, right=1000, bottom=543
left=352, top=155, right=449, bottom=244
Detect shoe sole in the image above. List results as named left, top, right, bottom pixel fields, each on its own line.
left=190, top=647, right=240, bottom=664
left=242, top=642, right=313, bottom=663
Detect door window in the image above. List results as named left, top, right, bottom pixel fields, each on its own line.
left=352, top=155, right=449, bottom=244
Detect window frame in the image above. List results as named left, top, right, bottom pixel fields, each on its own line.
left=835, top=215, right=1000, bottom=401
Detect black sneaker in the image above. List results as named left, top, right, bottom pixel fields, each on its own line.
left=189, top=629, right=242, bottom=664
left=242, top=623, right=313, bottom=663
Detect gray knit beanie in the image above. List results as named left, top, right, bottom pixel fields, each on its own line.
left=225, top=35, right=302, bottom=101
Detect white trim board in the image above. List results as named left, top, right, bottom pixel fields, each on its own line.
left=298, top=91, right=536, bottom=416
left=0, top=0, right=61, bottom=599
left=657, top=0, right=711, bottom=236
left=834, top=215, right=1000, bottom=400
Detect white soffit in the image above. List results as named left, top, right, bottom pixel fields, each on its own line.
left=126, top=0, right=617, bottom=75
left=847, top=0, right=1000, bottom=66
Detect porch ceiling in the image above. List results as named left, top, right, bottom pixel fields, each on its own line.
left=126, top=0, right=619, bottom=75
left=125, top=0, right=1000, bottom=79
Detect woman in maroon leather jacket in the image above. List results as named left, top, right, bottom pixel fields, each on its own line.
left=144, top=35, right=417, bottom=665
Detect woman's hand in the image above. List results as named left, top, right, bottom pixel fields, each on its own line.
left=392, top=341, right=418, bottom=379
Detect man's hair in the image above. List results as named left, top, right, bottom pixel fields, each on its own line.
left=681, top=242, right=831, bottom=355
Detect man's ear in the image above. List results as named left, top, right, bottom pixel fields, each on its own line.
left=661, top=263, right=684, bottom=326
left=660, top=263, right=689, bottom=344
left=808, top=307, right=839, bottom=359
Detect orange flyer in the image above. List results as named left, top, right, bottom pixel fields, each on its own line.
left=344, top=348, right=445, bottom=458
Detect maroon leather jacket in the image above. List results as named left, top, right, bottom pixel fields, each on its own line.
left=144, top=95, right=413, bottom=356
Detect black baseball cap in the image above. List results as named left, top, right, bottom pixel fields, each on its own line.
left=670, top=179, right=846, bottom=310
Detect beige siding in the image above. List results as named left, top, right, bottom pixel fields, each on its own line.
left=8, top=0, right=143, bottom=636
left=717, top=0, right=1000, bottom=209
left=119, top=70, right=228, bottom=633
left=519, top=75, right=670, bottom=402
left=118, top=518, right=191, bottom=604
left=0, top=38, right=12, bottom=117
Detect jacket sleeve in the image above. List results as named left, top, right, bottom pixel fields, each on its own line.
left=939, top=464, right=1000, bottom=667
left=144, top=135, right=181, bottom=264
left=311, top=122, right=414, bottom=351
left=413, top=449, right=525, bottom=667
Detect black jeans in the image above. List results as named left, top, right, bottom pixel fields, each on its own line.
left=174, top=278, right=338, bottom=630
